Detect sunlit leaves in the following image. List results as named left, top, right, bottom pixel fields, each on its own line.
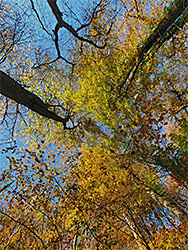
left=0, top=0, right=188, bottom=249
left=1, top=144, right=187, bottom=249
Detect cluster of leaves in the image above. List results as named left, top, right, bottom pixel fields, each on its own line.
left=0, top=144, right=187, bottom=249
left=0, top=0, right=188, bottom=249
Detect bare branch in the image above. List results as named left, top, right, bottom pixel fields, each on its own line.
left=11, top=103, right=19, bottom=138
left=47, top=0, right=106, bottom=48
left=30, top=0, right=53, bottom=38
left=76, top=0, right=103, bottom=32
left=33, top=55, right=75, bottom=69
left=0, top=98, right=9, bottom=125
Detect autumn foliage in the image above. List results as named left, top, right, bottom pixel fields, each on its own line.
left=0, top=0, right=188, bottom=249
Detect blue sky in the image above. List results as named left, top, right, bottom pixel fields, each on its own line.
left=0, top=0, right=83, bottom=172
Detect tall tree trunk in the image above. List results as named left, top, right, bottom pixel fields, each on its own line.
left=0, top=70, right=67, bottom=127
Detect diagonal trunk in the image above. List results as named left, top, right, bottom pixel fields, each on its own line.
left=0, top=70, right=67, bottom=126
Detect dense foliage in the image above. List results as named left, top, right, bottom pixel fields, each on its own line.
left=0, top=0, right=187, bottom=249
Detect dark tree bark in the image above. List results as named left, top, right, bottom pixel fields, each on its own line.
left=138, top=0, right=188, bottom=59
left=0, top=0, right=187, bottom=129
left=0, top=70, right=67, bottom=127
left=119, top=0, right=188, bottom=92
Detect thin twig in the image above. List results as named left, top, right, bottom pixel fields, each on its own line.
left=0, top=209, right=46, bottom=248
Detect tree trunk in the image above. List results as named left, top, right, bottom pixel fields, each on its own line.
left=0, top=70, right=67, bottom=126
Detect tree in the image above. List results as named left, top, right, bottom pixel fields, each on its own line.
left=0, top=145, right=187, bottom=249
left=0, top=0, right=188, bottom=249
